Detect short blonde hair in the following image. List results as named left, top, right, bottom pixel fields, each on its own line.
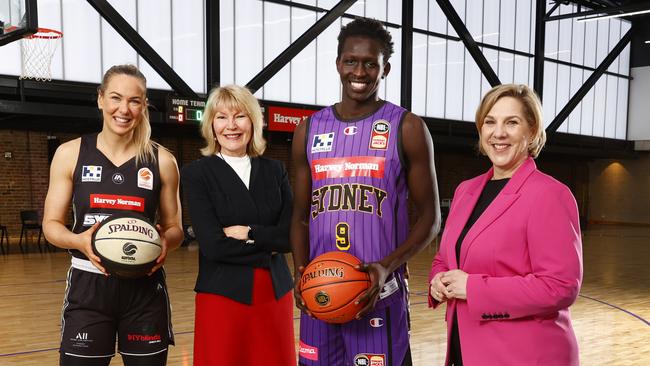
left=199, top=85, right=266, bottom=157
left=475, top=84, right=546, bottom=158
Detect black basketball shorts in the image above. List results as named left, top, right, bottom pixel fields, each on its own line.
left=60, top=266, right=174, bottom=359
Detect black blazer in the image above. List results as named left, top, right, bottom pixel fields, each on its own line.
left=181, top=155, right=293, bottom=304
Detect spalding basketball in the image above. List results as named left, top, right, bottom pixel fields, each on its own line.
left=300, top=251, right=370, bottom=324
left=92, top=215, right=162, bottom=278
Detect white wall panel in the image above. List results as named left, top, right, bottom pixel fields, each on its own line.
left=137, top=0, right=172, bottom=90
left=545, top=20, right=558, bottom=59
left=499, top=0, right=515, bottom=50
left=567, top=67, right=583, bottom=135
left=513, top=55, right=529, bottom=85
left=426, top=36, right=446, bottom=119
left=346, top=0, right=365, bottom=17
left=445, top=40, right=464, bottom=120
left=616, top=77, right=628, bottom=140
left=0, top=39, right=21, bottom=75
left=290, top=8, right=317, bottom=104
left=465, top=0, right=482, bottom=43
left=447, top=0, right=465, bottom=38
left=365, top=0, right=387, bottom=22
left=482, top=0, right=499, bottom=45
left=514, top=0, right=531, bottom=53
left=315, top=18, right=340, bottom=106
left=413, top=0, right=428, bottom=31
left=498, top=51, right=514, bottom=85
left=429, top=0, right=447, bottom=35
left=62, top=0, right=101, bottom=83
left=570, top=9, right=584, bottom=65
left=542, top=61, right=557, bottom=127
left=595, top=19, right=609, bottom=71
left=316, top=0, right=337, bottom=9
left=38, top=0, right=64, bottom=79
left=220, top=0, right=234, bottom=85
left=619, top=21, right=631, bottom=76
left=263, top=3, right=291, bottom=102
left=102, top=0, right=137, bottom=78
left=555, top=64, right=570, bottom=133
left=463, top=50, right=482, bottom=122
left=592, top=76, right=607, bottom=137
left=482, top=48, right=498, bottom=96
left=384, top=27, right=401, bottom=104
left=604, top=75, right=618, bottom=138
left=411, top=33, right=428, bottom=116
left=557, top=9, right=571, bottom=62
left=580, top=71, right=594, bottom=135
left=583, top=20, right=597, bottom=68
left=234, top=0, right=262, bottom=91
left=172, top=0, right=205, bottom=93
left=607, top=20, right=620, bottom=73
left=387, top=0, right=401, bottom=25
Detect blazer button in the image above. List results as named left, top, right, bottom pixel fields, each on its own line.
left=504, top=313, right=510, bottom=318
left=496, top=313, right=503, bottom=319
left=482, top=314, right=489, bottom=319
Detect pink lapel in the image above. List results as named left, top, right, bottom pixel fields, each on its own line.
left=458, top=158, right=537, bottom=268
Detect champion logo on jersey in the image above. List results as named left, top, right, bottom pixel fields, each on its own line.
left=138, top=168, right=153, bottom=190
left=369, top=317, right=384, bottom=328
left=344, top=126, right=358, bottom=136
left=369, top=120, right=390, bottom=150
left=311, top=132, right=335, bottom=153
left=81, top=165, right=102, bottom=182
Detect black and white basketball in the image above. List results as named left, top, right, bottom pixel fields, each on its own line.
left=91, top=215, right=162, bottom=278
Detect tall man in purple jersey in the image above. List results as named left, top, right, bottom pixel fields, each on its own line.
left=291, top=18, right=441, bottom=366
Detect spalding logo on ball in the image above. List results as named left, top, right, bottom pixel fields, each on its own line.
left=92, top=215, right=162, bottom=278
left=300, top=251, right=370, bottom=324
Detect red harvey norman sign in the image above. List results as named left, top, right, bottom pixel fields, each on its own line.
left=267, top=105, right=316, bottom=132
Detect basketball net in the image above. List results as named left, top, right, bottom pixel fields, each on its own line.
left=20, top=28, right=63, bottom=82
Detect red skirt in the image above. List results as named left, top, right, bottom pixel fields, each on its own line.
left=193, top=268, right=295, bottom=365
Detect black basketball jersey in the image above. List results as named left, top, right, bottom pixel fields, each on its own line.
left=70, top=133, right=161, bottom=259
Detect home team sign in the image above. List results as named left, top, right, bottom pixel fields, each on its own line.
left=267, top=105, right=317, bottom=132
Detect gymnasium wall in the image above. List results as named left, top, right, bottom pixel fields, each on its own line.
left=0, top=129, right=596, bottom=243
left=588, top=153, right=650, bottom=226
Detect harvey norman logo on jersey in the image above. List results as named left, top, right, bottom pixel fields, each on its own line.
left=89, top=194, right=145, bottom=212
left=311, top=156, right=385, bottom=180
left=267, top=105, right=317, bottom=132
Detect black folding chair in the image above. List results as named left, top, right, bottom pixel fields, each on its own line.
left=18, top=210, right=44, bottom=253
left=0, top=223, right=8, bottom=255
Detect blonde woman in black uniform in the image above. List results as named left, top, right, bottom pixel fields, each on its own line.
left=43, top=64, right=183, bottom=366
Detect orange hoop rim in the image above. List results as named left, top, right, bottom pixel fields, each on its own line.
left=26, top=28, right=63, bottom=40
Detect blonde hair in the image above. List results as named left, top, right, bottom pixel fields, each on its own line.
left=475, top=84, right=546, bottom=158
left=200, top=84, right=266, bottom=157
left=98, top=64, right=159, bottom=165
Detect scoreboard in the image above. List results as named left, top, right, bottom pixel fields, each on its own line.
left=166, top=95, right=206, bottom=123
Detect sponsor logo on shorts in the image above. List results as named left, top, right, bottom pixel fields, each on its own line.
left=127, top=333, right=162, bottom=344
left=354, top=353, right=386, bottom=366
left=299, top=341, right=319, bottom=361
left=81, top=165, right=102, bottom=182
left=112, top=172, right=125, bottom=184
left=70, top=332, right=93, bottom=348
left=311, top=132, right=335, bottom=153
left=344, top=126, right=358, bottom=136
left=369, top=317, right=384, bottom=328
left=83, top=213, right=111, bottom=226
left=311, top=156, right=385, bottom=180
left=138, top=168, right=153, bottom=190
left=369, top=120, right=390, bottom=150
left=90, top=194, right=145, bottom=212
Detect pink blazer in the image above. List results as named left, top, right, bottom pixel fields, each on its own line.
left=429, top=158, right=583, bottom=366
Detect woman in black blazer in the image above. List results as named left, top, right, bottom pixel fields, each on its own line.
left=181, top=85, right=295, bottom=366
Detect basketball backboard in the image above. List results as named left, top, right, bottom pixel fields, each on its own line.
left=0, top=0, right=37, bottom=47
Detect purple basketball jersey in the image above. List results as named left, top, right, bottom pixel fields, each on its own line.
left=306, top=101, right=409, bottom=278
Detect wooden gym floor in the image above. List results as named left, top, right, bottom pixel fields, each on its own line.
left=0, top=224, right=648, bottom=365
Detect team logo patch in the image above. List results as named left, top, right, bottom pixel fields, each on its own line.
left=315, top=291, right=330, bottom=306
left=90, top=194, right=145, bottom=212
left=112, top=172, right=125, bottom=184
left=344, top=126, right=358, bottom=136
left=369, top=120, right=390, bottom=150
left=369, top=317, right=384, bottom=328
left=83, top=213, right=111, bottom=226
left=81, top=165, right=102, bottom=182
left=311, top=156, right=385, bottom=180
left=354, top=353, right=386, bottom=366
left=311, top=132, right=335, bottom=153
left=299, top=341, right=319, bottom=361
left=138, top=168, right=153, bottom=190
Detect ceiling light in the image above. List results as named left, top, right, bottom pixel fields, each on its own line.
left=576, top=9, right=650, bottom=22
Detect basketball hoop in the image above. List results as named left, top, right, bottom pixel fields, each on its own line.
left=20, top=28, right=63, bottom=82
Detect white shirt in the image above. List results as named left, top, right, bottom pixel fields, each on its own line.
left=218, top=153, right=251, bottom=189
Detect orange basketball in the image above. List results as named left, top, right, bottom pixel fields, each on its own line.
left=299, top=251, right=370, bottom=324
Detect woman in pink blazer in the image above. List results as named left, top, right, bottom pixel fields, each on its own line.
left=429, top=84, right=583, bottom=366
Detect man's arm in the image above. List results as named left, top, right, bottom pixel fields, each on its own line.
left=289, top=118, right=313, bottom=314
left=149, top=148, right=184, bottom=274
left=357, top=112, right=441, bottom=317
